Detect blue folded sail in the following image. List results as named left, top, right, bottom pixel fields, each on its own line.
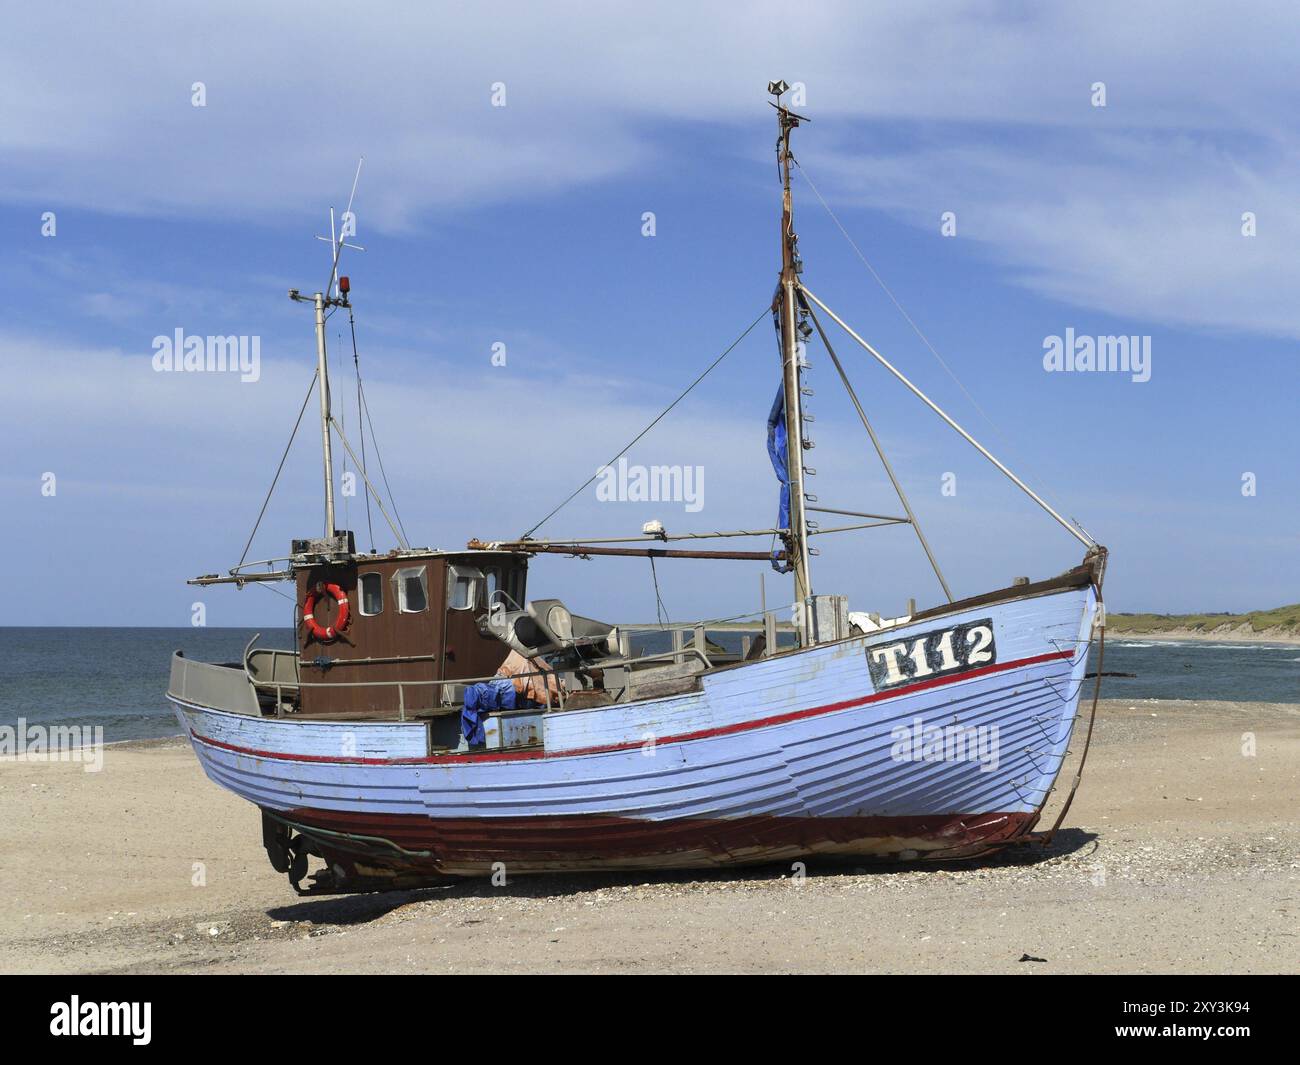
left=766, top=382, right=793, bottom=573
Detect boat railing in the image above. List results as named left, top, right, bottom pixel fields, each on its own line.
left=290, top=677, right=450, bottom=721
left=169, top=652, right=263, bottom=716
left=423, top=646, right=717, bottom=710
left=283, top=644, right=718, bottom=721
left=607, top=615, right=796, bottom=665
left=287, top=671, right=554, bottom=722
left=244, top=641, right=301, bottom=685
left=231, top=619, right=784, bottom=723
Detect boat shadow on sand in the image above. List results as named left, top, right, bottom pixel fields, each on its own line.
left=263, top=827, right=1099, bottom=929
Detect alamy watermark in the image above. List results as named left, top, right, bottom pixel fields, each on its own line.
left=1043, top=329, right=1150, bottom=383
left=595, top=457, right=704, bottom=513
left=1, top=718, right=104, bottom=772
left=890, top=716, right=1000, bottom=773
left=152, top=329, right=261, bottom=382
left=50, top=996, right=150, bottom=1045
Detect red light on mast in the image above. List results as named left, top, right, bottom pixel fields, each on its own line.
left=338, top=275, right=350, bottom=294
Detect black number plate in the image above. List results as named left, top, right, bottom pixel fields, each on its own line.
left=865, top=618, right=997, bottom=691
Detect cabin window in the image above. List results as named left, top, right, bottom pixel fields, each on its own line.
left=447, top=565, right=484, bottom=610
left=358, top=572, right=383, bottom=616
left=392, top=566, right=428, bottom=613
left=504, top=565, right=525, bottom=606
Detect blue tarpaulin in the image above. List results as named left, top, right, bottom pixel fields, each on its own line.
left=461, top=678, right=523, bottom=747
left=766, top=382, right=793, bottom=573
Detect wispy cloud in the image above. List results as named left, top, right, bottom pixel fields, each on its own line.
left=6, top=3, right=1300, bottom=338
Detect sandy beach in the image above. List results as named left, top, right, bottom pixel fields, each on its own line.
left=1, top=698, right=1296, bottom=975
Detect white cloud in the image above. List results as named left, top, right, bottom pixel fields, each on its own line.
left=6, top=3, right=1300, bottom=338
left=2, top=328, right=1116, bottom=623
left=5, top=4, right=1299, bottom=622
left=806, top=130, right=1300, bottom=338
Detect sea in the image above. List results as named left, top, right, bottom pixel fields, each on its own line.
left=0, top=627, right=1297, bottom=744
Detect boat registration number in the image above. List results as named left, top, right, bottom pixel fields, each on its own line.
left=865, top=618, right=997, bottom=691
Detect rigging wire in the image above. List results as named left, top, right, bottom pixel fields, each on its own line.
left=347, top=304, right=376, bottom=552
left=649, top=555, right=670, bottom=626
left=254, top=580, right=295, bottom=603
left=521, top=306, right=770, bottom=540
left=237, top=367, right=320, bottom=571
left=794, top=160, right=1075, bottom=521
left=334, top=330, right=350, bottom=534
left=805, top=300, right=953, bottom=602
left=357, top=380, right=410, bottom=547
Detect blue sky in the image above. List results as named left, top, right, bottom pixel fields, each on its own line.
left=2, top=2, right=1297, bottom=626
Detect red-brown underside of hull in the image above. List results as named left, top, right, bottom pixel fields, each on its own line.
left=281, top=807, right=1038, bottom=876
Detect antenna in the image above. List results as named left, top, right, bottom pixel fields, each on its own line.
left=290, top=157, right=368, bottom=541
left=316, top=156, right=366, bottom=299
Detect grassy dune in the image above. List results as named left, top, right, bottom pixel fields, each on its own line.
left=1109, top=603, right=1300, bottom=636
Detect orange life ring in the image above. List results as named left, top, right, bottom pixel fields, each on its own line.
left=302, top=582, right=350, bottom=642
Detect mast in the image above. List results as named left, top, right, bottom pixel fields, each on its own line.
left=290, top=281, right=350, bottom=540
left=771, top=81, right=812, bottom=605
left=313, top=292, right=336, bottom=537
left=290, top=185, right=365, bottom=543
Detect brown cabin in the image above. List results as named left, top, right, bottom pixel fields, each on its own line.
left=295, top=550, right=529, bottom=717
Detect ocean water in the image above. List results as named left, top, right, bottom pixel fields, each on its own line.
left=0, top=627, right=294, bottom=743
left=0, top=628, right=1296, bottom=743
left=1098, top=637, right=1300, bottom=704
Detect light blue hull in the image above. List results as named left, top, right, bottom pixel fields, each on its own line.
left=170, top=583, right=1099, bottom=878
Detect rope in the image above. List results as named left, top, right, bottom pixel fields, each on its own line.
left=1043, top=597, right=1106, bottom=844
left=520, top=306, right=769, bottom=540
left=649, top=556, right=670, bottom=626
left=237, top=367, right=319, bottom=571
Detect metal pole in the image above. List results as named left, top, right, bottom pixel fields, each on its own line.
left=805, top=302, right=954, bottom=602
left=314, top=292, right=336, bottom=537
left=800, top=286, right=1095, bottom=550
left=493, top=543, right=783, bottom=561
left=468, top=528, right=784, bottom=548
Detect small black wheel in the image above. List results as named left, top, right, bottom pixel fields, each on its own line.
left=288, top=837, right=310, bottom=883
left=266, top=836, right=291, bottom=874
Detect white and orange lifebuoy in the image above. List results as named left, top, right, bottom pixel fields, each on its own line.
left=302, top=582, right=350, bottom=642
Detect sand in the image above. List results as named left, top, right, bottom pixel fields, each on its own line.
left=1, top=699, right=1297, bottom=974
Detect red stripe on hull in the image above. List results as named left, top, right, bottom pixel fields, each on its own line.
left=279, top=806, right=1038, bottom=877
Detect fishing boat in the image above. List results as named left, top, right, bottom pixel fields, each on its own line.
left=169, top=83, right=1107, bottom=894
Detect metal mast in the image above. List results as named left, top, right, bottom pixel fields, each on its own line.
left=771, top=81, right=813, bottom=605
left=290, top=170, right=366, bottom=542
left=290, top=284, right=346, bottom=539
left=312, top=291, right=335, bottom=537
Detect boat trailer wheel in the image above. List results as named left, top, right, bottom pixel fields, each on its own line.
left=288, top=836, right=310, bottom=884
left=261, top=812, right=292, bottom=874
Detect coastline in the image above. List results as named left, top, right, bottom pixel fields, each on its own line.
left=1108, top=627, right=1300, bottom=646
left=2, top=697, right=1297, bottom=975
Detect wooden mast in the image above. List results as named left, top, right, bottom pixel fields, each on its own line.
left=772, top=81, right=812, bottom=607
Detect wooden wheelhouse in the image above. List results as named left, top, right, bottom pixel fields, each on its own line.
left=295, top=549, right=529, bottom=717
